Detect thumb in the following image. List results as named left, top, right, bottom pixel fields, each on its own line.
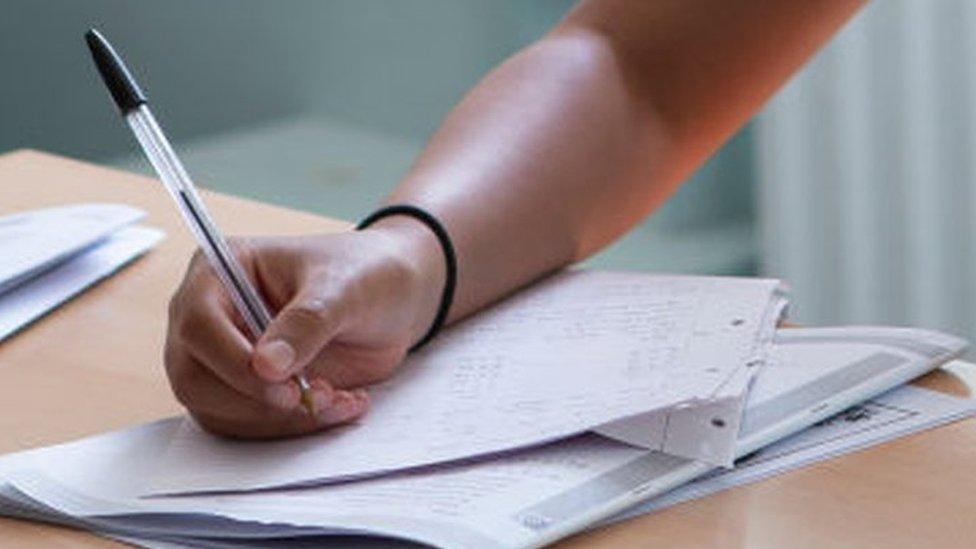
left=252, top=292, right=345, bottom=382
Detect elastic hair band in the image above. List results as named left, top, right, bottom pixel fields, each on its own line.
left=356, top=204, right=457, bottom=352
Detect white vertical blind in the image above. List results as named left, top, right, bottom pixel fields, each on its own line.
left=757, top=1, right=976, bottom=339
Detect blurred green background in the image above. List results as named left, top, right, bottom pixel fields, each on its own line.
left=1, top=0, right=757, bottom=275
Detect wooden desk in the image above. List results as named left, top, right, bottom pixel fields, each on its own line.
left=1, top=150, right=974, bottom=548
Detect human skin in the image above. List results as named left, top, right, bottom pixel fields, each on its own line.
left=165, top=0, right=866, bottom=438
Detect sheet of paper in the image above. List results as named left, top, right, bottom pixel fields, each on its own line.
left=0, top=203, right=144, bottom=295
left=0, top=327, right=964, bottom=549
left=147, top=271, right=783, bottom=494
left=0, top=428, right=650, bottom=548
left=0, top=225, right=165, bottom=342
left=608, top=383, right=976, bottom=523
left=594, top=291, right=789, bottom=466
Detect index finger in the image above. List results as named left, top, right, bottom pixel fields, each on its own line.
left=172, top=266, right=303, bottom=410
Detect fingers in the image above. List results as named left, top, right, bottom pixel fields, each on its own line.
left=308, top=380, right=372, bottom=427
left=164, top=233, right=415, bottom=439
left=252, top=289, right=346, bottom=382
left=166, top=341, right=370, bottom=439
left=171, top=257, right=300, bottom=410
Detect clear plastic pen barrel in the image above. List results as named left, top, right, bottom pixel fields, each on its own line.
left=126, top=105, right=314, bottom=397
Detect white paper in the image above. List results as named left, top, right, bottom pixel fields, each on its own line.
left=0, top=326, right=964, bottom=549
left=0, top=203, right=144, bottom=295
left=149, top=271, right=783, bottom=494
left=0, top=225, right=165, bottom=341
left=609, top=383, right=976, bottom=522
left=594, top=292, right=789, bottom=466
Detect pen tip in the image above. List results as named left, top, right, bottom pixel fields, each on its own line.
left=300, top=389, right=317, bottom=416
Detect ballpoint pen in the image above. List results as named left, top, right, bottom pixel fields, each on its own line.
left=84, top=28, right=316, bottom=415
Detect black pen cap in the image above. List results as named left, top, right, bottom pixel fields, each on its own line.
left=85, top=28, right=148, bottom=114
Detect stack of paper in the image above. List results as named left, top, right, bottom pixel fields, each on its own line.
left=612, top=379, right=976, bottom=522
left=0, top=203, right=165, bottom=340
left=0, top=326, right=966, bottom=548
left=147, top=271, right=787, bottom=495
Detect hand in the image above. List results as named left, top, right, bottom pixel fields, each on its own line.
left=164, top=217, right=444, bottom=439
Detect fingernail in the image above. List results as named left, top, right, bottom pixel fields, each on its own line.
left=259, top=340, right=295, bottom=375
left=311, top=388, right=333, bottom=412
left=317, top=390, right=367, bottom=424
left=266, top=384, right=298, bottom=409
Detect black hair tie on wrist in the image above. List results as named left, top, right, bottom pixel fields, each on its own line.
left=356, top=204, right=457, bottom=352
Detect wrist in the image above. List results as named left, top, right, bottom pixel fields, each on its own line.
left=363, top=215, right=447, bottom=347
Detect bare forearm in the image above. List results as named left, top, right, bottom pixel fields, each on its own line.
left=385, top=0, right=865, bottom=321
